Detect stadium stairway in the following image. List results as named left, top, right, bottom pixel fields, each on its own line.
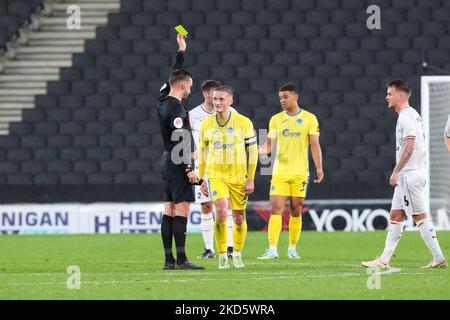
left=0, top=0, right=120, bottom=135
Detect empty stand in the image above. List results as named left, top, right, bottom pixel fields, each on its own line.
left=0, top=0, right=444, bottom=202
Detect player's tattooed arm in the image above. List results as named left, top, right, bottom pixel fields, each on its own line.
left=394, top=138, right=415, bottom=174
left=390, top=138, right=415, bottom=186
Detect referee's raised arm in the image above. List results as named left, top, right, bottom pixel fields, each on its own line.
left=159, top=35, right=187, bottom=100
left=173, top=34, right=186, bottom=69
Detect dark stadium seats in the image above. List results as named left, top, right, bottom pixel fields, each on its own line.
left=329, top=170, right=356, bottom=183
left=0, top=1, right=43, bottom=48
left=357, top=170, right=384, bottom=183
left=367, top=157, right=395, bottom=172
left=0, top=0, right=441, bottom=202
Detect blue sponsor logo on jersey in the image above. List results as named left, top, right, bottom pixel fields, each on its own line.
left=296, top=119, right=303, bottom=124
left=271, top=185, right=275, bottom=191
left=282, top=129, right=301, bottom=137
left=213, top=190, right=218, bottom=196
left=227, top=127, right=234, bottom=134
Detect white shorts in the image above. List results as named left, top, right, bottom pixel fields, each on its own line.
left=391, top=172, right=427, bottom=215
left=194, top=178, right=213, bottom=204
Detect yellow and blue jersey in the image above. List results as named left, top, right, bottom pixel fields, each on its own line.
left=199, top=110, right=256, bottom=185
left=268, top=108, right=320, bottom=179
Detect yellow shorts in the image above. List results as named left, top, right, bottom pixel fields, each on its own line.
left=269, top=175, right=309, bottom=198
left=209, top=178, right=248, bottom=211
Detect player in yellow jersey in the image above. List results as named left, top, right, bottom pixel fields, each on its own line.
left=198, top=85, right=258, bottom=269
left=258, top=83, right=323, bottom=260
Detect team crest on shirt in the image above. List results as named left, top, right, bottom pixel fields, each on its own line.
left=271, top=185, right=275, bottom=191
left=213, top=190, right=218, bottom=196
left=173, top=117, right=183, bottom=129
left=227, top=127, right=234, bottom=134
left=296, top=119, right=303, bottom=124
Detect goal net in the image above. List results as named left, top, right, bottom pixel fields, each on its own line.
left=421, top=76, right=450, bottom=224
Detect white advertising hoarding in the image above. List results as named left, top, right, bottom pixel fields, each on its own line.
left=0, top=203, right=203, bottom=235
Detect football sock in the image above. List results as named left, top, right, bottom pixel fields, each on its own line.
left=416, top=218, right=445, bottom=261
left=233, top=220, right=247, bottom=253
left=173, top=216, right=188, bottom=264
left=380, top=220, right=404, bottom=263
left=288, top=215, right=302, bottom=248
left=268, top=214, right=282, bottom=250
left=201, top=212, right=214, bottom=251
left=227, top=210, right=234, bottom=247
left=214, top=219, right=228, bottom=254
left=161, top=215, right=175, bottom=264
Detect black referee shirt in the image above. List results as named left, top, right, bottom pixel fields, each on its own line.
left=157, top=51, right=194, bottom=171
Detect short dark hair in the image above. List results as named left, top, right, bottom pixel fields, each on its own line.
left=279, top=83, right=299, bottom=95
left=169, top=69, right=192, bottom=86
left=387, top=80, right=412, bottom=96
left=214, top=85, right=234, bottom=96
left=201, top=80, right=222, bottom=92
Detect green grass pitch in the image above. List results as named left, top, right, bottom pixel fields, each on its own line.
left=0, top=231, right=449, bottom=299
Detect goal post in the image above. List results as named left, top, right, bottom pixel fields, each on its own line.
left=421, top=76, right=450, bottom=223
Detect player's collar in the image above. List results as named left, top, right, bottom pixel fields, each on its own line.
left=216, top=110, right=232, bottom=127
left=285, top=108, right=302, bottom=117
left=201, top=103, right=215, bottom=114
left=398, top=104, right=411, bottom=114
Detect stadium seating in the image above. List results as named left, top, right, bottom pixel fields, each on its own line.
left=0, top=0, right=446, bottom=202
left=0, top=0, right=43, bottom=48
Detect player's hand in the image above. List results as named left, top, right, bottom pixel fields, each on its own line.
left=314, top=168, right=324, bottom=183
left=200, top=180, right=209, bottom=197
left=244, top=179, right=254, bottom=195
left=389, top=171, right=399, bottom=187
left=187, top=170, right=198, bottom=184
left=258, top=144, right=268, bottom=159
left=177, top=34, right=187, bottom=51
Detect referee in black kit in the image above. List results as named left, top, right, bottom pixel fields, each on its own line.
left=157, top=34, right=204, bottom=270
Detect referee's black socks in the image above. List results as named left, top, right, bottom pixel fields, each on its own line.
left=173, top=216, right=188, bottom=264
left=161, top=215, right=175, bottom=264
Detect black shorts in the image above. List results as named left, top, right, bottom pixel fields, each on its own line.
left=161, top=152, right=194, bottom=203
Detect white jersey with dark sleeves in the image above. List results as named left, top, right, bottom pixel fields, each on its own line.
left=395, top=106, right=427, bottom=175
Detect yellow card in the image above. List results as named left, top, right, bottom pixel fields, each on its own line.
left=174, top=25, right=188, bottom=36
